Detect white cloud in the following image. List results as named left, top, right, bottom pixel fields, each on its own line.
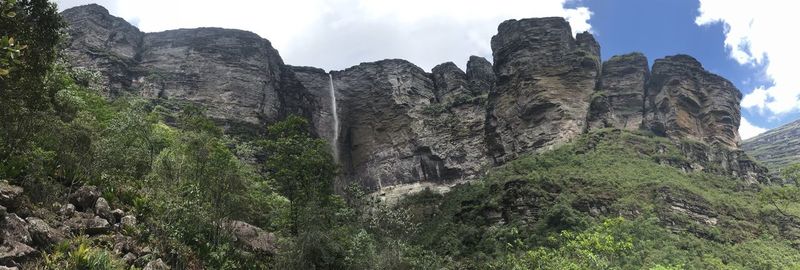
left=56, top=0, right=592, bottom=71
left=739, top=117, right=767, bottom=140
left=696, top=0, right=800, bottom=115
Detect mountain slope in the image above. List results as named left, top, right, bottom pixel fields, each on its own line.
left=400, top=129, right=800, bottom=269
left=742, top=119, right=800, bottom=172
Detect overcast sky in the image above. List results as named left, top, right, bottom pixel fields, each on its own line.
left=54, top=0, right=799, bottom=139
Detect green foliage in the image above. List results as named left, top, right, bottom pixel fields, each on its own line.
left=782, top=163, right=800, bottom=183
left=488, top=217, right=633, bottom=270
left=39, top=237, right=128, bottom=270
left=260, top=115, right=337, bottom=234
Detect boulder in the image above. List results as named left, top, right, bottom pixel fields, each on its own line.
left=95, top=197, right=113, bottom=223
left=0, top=181, right=23, bottom=210
left=120, top=215, right=137, bottom=230
left=64, top=213, right=111, bottom=235
left=0, top=241, right=36, bottom=266
left=68, top=186, right=100, bottom=211
left=222, top=220, right=277, bottom=255
left=1, top=214, right=31, bottom=245
left=143, top=258, right=170, bottom=270
left=59, top=203, right=76, bottom=217
left=111, top=209, right=125, bottom=222
left=0, top=206, right=6, bottom=218
left=25, top=217, right=65, bottom=248
left=122, top=253, right=137, bottom=265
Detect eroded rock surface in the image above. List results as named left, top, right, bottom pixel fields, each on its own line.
left=644, top=55, right=741, bottom=148
left=60, top=5, right=765, bottom=192
left=485, top=17, right=601, bottom=164
left=62, top=4, right=314, bottom=135
left=587, top=53, right=649, bottom=131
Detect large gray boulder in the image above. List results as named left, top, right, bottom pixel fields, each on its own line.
left=94, top=197, right=113, bottom=223
left=1, top=214, right=31, bottom=245
left=0, top=181, right=23, bottom=210
left=25, top=217, right=65, bottom=248
left=0, top=241, right=36, bottom=267
left=68, top=186, right=101, bottom=211
left=64, top=212, right=111, bottom=235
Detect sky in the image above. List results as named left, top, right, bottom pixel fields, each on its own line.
left=54, top=0, right=798, bottom=139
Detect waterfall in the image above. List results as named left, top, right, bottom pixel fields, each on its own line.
left=329, top=73, right=339, bottom=162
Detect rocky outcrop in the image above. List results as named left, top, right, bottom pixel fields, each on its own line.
left=68, top=185, right=100, bottom=211
left=643, top=55, right=741, bottom=148
left=587, top=53, right=649, bottom=131
left=61, top=4, right=314, bottom=135
left=222, top=220, right=278, bottom=255
left=485, top=17, right=601, bottom=164
left=61, top=4, right=144, bottom=96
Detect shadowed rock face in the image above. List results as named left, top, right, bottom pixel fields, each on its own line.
left=61, top=4, right=313, bottom=134
left=644, top=55, right=742, bottom=148
left=327, top=59, right=492, bottom=190
left=485, top=17, right=601, bottom=164
left=587, top=53, right=649, bottom=131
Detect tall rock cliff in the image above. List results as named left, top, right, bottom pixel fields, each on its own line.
left=61, top=5, right=769, bottom=193
left=61, top=4, right=313, bottom=134
left=643, top=55, right=742, bottom=148
left=587, top=52, right=649, bottom=131
left=291, top=59, right=493, bottom=191
left=485, top=17, right=601, bottom=165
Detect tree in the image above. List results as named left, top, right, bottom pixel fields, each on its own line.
left=260, top=115, right=337, bottom=234
left=0, top=0, right=63, bottom=178
left=782, top=163, right=800, bottom=184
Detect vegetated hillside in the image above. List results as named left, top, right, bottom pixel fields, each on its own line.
left=3, top=1, right=797, bottom=269
left=742, top=119, right=800, bottom=172
left=397, top=129, right=800, bottom=269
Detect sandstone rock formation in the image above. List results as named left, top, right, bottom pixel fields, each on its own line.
left=62, top=4, right=314, bottom=135
left=485, top=17, right=601, bottom=164
left=61, top=5, right=767, bottom=193
left=644, top=55, right=741, bottom=148
left=587, top=53, right=649, bottom=131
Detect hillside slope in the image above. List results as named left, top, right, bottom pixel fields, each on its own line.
left=397, top=129, right=800, bottom=269
left=742, top=119, right=800, bottom=172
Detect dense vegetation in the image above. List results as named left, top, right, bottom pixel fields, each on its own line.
left=3, top=0, right=800, bottom=269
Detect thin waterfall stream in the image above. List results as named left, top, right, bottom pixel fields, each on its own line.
left=329, top=73, right=339, bottom=162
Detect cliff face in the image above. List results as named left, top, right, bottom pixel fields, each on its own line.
left=644, top=55, right=742, bottom=148
left=324, top=59, right=491, bottom=190
left=485, top=18, right=601, bottom=164
left=587, top=53, right=649, bottom=131
left=61, top=5, right=768, bottom=193
left=62, top=4, right=313, bottom=134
